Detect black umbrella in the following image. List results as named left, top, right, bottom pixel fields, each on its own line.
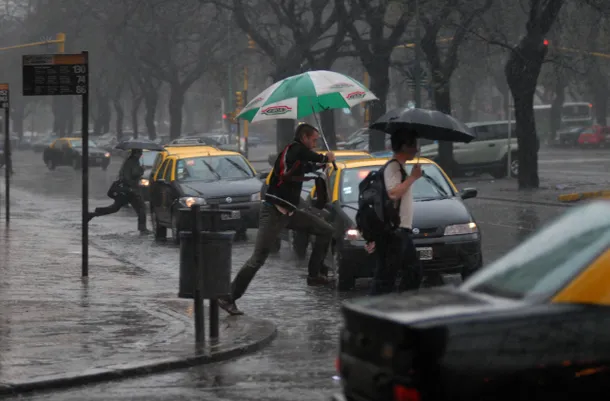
left=369, top=107, right=475, bottom=143
left=115, top=139, right=164, bottom=151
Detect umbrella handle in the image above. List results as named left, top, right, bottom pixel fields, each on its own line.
left=310, top=103, right=337, bottom=170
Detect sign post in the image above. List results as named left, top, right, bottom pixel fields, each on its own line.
left=0, top=83, right=9, bottom=224
left=23, top=52, right=89, bottom=277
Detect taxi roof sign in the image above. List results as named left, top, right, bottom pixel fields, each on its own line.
left=0, top=83, right=8, bottom=90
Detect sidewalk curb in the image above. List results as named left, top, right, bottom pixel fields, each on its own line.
left=0, top=318, right=277, bottom=396
left=477, top=196, right=572, bottom=208
left=558, top=190, right=610, bottom=203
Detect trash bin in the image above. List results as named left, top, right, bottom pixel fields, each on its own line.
left=178, top=230, right=234, bottom=299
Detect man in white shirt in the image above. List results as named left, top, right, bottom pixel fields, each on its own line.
left=368, top=132, right=423, bottom=295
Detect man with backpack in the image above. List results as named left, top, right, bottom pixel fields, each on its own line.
left=356, top=132, right=422, bottom=295
left=218, top=123, right=336, bottom=316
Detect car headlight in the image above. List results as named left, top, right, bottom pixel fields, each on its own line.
left=250, top=192, right=261, bottom=201
left=180, top=196, right=207, bottom=208
left=139, top=178, right=149, bottom=187
left=344, top=228, right=363, bottom=241
left=444, top=222, right=478, bottom=236
left=104, top=152, right=110, bottom=157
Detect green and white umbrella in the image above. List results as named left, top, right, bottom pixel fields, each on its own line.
left=237, top=70, right=378, bottom=123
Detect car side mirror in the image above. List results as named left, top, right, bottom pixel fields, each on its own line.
left=156, top=178, right=166, bottom=184
left=258, top=170, right=270, bottom=180
left=460, top=188, right=477, bottom=200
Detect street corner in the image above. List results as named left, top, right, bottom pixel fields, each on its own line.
left=557, top=189, right=610, bottom=203
left=0, top=300, right=276, bottom=397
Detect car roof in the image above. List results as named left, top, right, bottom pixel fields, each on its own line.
left=59, top=137, right=83, bottom=141
left=163, top=145, right=220, bottom=156
left=337, top=157, right=435, bottom=169
left=317, top=150, right=371, bottom=156
left=175, top=149, right=243, bottom=158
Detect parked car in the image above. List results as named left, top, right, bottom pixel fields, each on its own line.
left=420, top=120, right=529, bottom=178
left=311, top=157, right=481, bottom=290
left=334, top=200, right=610, bottom=401
left=577, top=125, right=610, bottom=147
left=150, top=149, right=262, bottom=244
left=43, top=137, right=111, bottom=170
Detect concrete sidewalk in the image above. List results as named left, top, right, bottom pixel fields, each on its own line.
left=0, top=197, right=276, bottom=395
left=455, top=176, right=610, bottom=206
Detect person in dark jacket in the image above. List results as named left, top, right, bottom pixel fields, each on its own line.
left=88, top=149, right=148, bottom=233
left=218, top=123, right=336, bottom=316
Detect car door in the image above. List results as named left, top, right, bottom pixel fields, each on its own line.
left=151, top=158, right=170, bottom=222
left=63, top=140, right=76, bottom=165
left=158, top=158, right=175, bottom=224
left=458, top=126, right=494, bottom=166
left=48, top=139, right=62, bottom=164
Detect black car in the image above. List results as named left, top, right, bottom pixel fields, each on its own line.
left=43, top=137, right=111, bottom=170
left=137, top=150, right=160, bottom=202
left=150, top=151, right=262, bottom=244
left=316, top=158, right=481, bottom=291
left=334, top=200, right=610, bottom=401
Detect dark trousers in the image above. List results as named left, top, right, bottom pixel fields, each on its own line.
left=95, top=191, right=147, bottom=231
left=370, top=228, right=422, bottom=295
left=230, top=202, right=333, bottom=301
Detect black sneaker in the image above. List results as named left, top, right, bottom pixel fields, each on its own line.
left=307, top=276, right=330, bottom=286
left=218, top=298, right=244, bottom=316
left=139, top=229, right=152, bottom=235
left=320, top=264, right=332, bottom=277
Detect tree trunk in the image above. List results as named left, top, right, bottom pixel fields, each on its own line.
left=505, top=43, right=544, bottom=189
left=52, top=97, right=70, bottom=135
left=131, top=96, right=142, bottom=138
left=367, top=63, right=390, bottom=152
left=434, top=85, right=454, bottom=176
left=113, top=98, right=124, bottom=138
left=320, top=109, right=336, bottom=149
left=183, top=96, right=195, bottom=133
left=143, top=92, right=158, bottom=140
left=550, top=76, right=565, bottom=143
left=590, top=66, right=608, bottom=126
left=168, top=84, right=185, bottom=140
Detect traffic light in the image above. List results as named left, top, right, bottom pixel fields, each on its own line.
left=56, top=32, right=66, bottom=53
left=222, top=113, right=227, bottom=120
left=543, top=39, right=549, bottom=46
left=247, top=34, right=255, bottom=49
left=235, top=91, right=244, bottom=109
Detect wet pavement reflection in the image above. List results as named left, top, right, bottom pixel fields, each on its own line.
left=1, top=150, right=571, bottom=400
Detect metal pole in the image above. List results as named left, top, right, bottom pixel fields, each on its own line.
left=507, top=95, right=512, bottom=178
left=243, top=66, right=249, bottom=158
left=4, top=91, right=10, bottom=224
left=414, top=0, right=422, bottom=108
left=81, top=51, right=89, bottom=277
left=209, top=204, right=219, bottom=340
left=193, top=204, right=205, bottom=345
left=227, top=13, right=233, bottom=139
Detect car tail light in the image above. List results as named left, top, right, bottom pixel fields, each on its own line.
left=335, top=357, right=340, bottom=373
left=394, top=385, right=421, bottom=401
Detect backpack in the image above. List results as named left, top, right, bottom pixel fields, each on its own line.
left=355, top=159, right=407, bottom=241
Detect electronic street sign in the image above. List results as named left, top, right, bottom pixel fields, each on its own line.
left=0, top=83, right=8, bottom=109
left=21, top=51, right=91, bottom=277
left=22, top=53, right=87, bottom=96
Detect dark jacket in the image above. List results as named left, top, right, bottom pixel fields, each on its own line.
left=120, top=156, right=144, bottom=188
left=266, top=140, right=328, bottom=211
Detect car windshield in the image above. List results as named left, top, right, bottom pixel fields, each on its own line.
left=176, top=155, right=254, bottom=181
left=71, top=139, right=97, bottom=148
left=339, top=163, right=453, bottom=204
left=140, top=151, right=159, bottom=167
left=461, top=202, right=610, bottom=301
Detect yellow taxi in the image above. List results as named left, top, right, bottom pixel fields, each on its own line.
left=43, top=137, right=111, bottom=170
left=150, top=149, right=261, bottom=244
left=311, top=157, right=481, bottom=291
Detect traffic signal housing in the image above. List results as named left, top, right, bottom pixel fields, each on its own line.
left=247, top=34, right=255, bottom=49
left=235, top=91, right=244, bottom=109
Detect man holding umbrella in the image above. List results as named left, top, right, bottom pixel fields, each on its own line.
left=219, top=123, right=336, bottom=315
left=88, top=139, right=163, bottom=233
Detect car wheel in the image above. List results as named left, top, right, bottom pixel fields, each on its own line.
left=335, top=249, right=355, bottom=291
left=270, top=237, right=281, bottom=253
left=171, top=212, right=180, bottom=245
left=46, top=159, right=55, bottom=170
left=152, top=209, right=166, bottom=241
left=292, top=230, right=309, bottom=259
left=101, top=163, right=108, bottom=171
left=72, top=159, right=80, bottom=170
left=462, top=253, right=483, bottom=281
left=509, top=153, right=518, bottom=177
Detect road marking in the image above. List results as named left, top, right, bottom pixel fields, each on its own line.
left=539, top=158, right=609, bottom=164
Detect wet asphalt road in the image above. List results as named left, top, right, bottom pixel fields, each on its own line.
left=1, top=147, right=606, bottom=400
